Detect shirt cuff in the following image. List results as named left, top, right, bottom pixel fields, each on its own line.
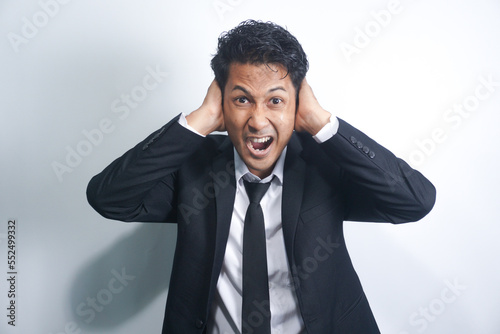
left=312, top=116, right=339, bottom=143
left=178, top=113, right=206, bottom=137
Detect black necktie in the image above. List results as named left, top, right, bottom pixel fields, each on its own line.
left=242, top=180, right=272, bottom=334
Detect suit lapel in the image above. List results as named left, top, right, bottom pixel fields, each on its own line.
left=207, top=137, right=236, bottom=303
left=281, top=133, right=306, bottom=266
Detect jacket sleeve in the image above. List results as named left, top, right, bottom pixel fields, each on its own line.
left=320, top=118, right=436, bottom=224
left=86, top=114, right=205, bottom=222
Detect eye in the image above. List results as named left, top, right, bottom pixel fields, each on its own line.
left=235, top=96, right=249, bottom=104
left=270, top=97, right=283, bottom=105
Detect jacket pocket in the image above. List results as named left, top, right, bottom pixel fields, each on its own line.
left=335, top=293, right=380, bottom=333
left=299, top=195, right=339, bottom=224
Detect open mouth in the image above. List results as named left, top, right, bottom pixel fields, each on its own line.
left=247, top=136, right=274, bottom=155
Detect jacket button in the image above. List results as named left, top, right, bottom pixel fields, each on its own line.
left=356, top=141, right=363, bottom=149
left=369, top=151, right=376, bottom=159
left=152, top=127, right=165, bottom=140
left=195, top=319, right=204, bottom=329
left=350, top=136, right=357, bottom=144
left=363, top=146, right=370, bottom=154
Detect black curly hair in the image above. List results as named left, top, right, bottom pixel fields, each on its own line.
left=211, top=20, right=309, bottom=98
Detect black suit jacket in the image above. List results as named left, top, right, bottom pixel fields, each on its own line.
left=87, top=115, right=436, bottom=334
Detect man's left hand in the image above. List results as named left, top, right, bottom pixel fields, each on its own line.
left=295, top=78, right=331, bottom=135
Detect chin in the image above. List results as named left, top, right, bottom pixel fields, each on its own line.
left=245, top=159, right=275, bottom=177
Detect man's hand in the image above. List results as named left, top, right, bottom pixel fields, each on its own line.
left=295, top=79, right=331, bottom=135
left=186, top=79, right=225, bottom=136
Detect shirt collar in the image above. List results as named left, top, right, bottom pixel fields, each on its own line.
left=234, top=147, right=287, bottom=185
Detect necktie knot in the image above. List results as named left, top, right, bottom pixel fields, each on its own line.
left=243, top=180, right=271, bottom=204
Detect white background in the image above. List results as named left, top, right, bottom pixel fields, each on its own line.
left=1, top=0, right=500, bottom=333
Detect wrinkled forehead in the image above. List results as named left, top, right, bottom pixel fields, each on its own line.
left=225, top=63, right=295, bottom=96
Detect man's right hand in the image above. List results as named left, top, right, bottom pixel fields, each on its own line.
left=186, top=79, right=225, bottom=136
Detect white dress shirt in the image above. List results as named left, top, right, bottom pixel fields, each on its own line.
left=178, top=113, right=339, bottom=334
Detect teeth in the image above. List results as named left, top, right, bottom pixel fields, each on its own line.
left=249, top=136, right=272, bottom=151
left=250, top=137, right=271, bottom=143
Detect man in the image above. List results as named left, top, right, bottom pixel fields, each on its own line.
left=87, top=20, right=436, bottom=334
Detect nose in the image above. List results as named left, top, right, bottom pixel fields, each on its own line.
left=247, top=105, right=269, bottom=133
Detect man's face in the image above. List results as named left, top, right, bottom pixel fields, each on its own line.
left=223, top=62, right=296, bottom=179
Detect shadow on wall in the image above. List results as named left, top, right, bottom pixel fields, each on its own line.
left=69, top=223, right=177, bottom=330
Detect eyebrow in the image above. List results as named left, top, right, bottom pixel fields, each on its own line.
left=232, top=85, right=287, bottom=96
